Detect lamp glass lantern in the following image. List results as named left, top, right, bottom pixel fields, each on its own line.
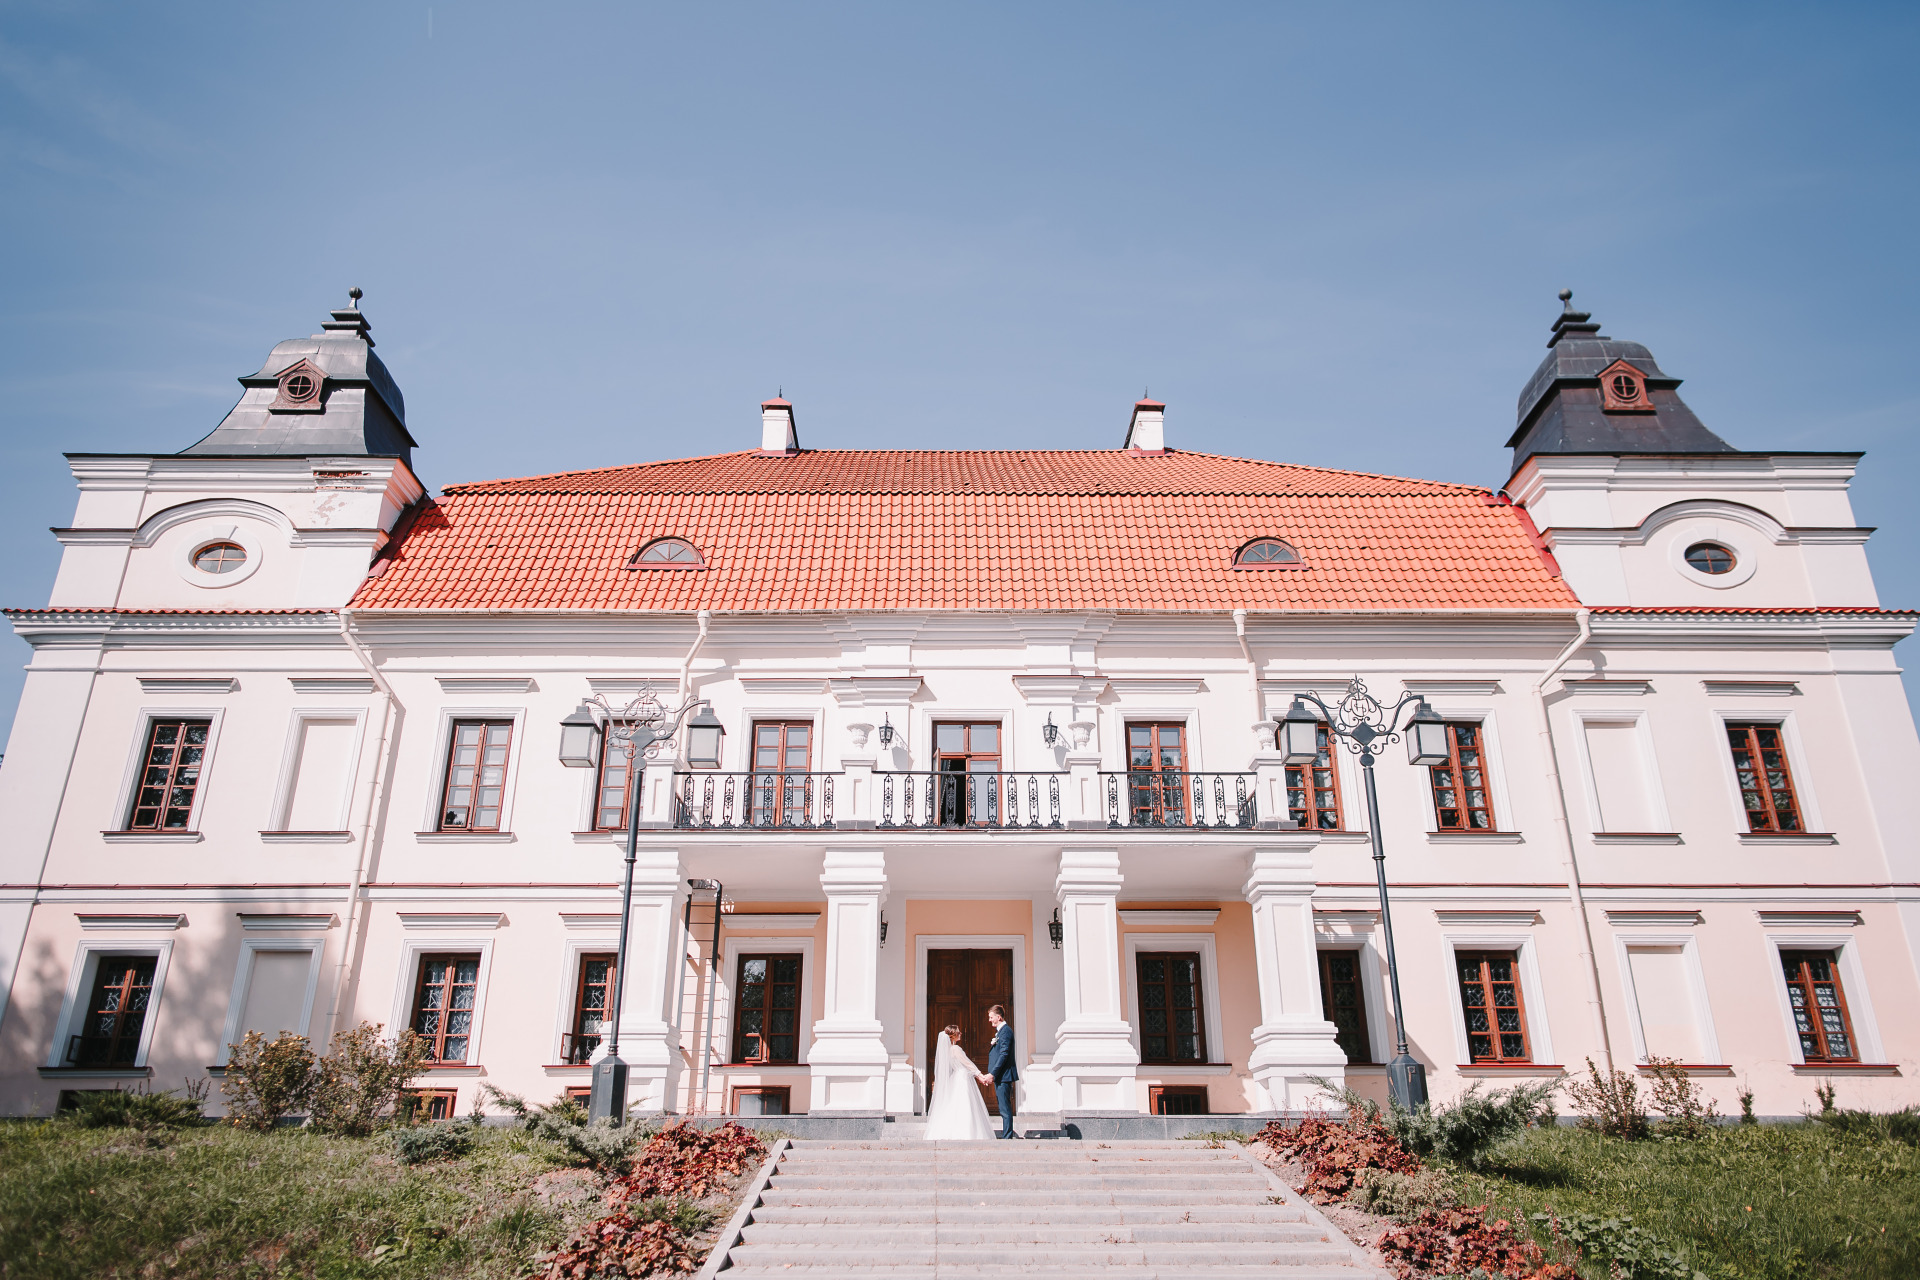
left=1048, top=908, right=1063, bottom=949
left=684, top=704, right=726, bottom=769
left=1405, top=701, right=1451, bottom=766
left=1279, top=698, right=1324, bottom=764
left=1042, top=713, right=1060, bottom=748
left=877, top=714, right=895, bottom=747
left=558, top=703, right=602, bottom=769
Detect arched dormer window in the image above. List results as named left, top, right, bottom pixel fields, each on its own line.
left=1234, top=538, right=1302, bottom=569
left=628, top=537, right=706, bottom=569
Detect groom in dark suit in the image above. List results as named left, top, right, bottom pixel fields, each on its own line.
left=977, top=1004, right=1019, bottom=1139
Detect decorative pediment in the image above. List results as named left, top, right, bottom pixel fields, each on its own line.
left=1597, top=358, right=1655, bottom=413
left=270, top=358, right=327, bottom=413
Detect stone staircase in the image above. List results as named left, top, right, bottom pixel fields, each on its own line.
left=708, top=1139, right=1384, bottom=1278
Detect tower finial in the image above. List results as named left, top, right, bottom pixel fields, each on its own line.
left=348, top=286, right=363, bottom=309
left=1558, top=287, right=1573, bottom=311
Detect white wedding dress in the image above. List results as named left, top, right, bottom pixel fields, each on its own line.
left=923, top=1032, right=996, bottom=1140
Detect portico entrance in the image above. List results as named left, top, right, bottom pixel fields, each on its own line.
left=926, top=947, right=1012, bottom=1114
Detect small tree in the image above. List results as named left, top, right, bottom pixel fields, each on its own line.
left=221, top=1031, right=315, bottom=1130
left=1563, top=1056, right=1649, bottom=1139
left=306, top=1022, right=430, bottom=1136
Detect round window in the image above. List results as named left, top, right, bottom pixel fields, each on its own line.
left=1610, top=373, right=1640, bottom=401
left=193, top=542, right=248, bottom=574
left=1684, top=542, right=1736, bottom=575
left=283, top=372, right=317, bottom=402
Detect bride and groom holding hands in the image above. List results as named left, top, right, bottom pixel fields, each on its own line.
left=923, top=1004, right=1021, bottom=1140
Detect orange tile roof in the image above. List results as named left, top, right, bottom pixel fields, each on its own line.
left=353, top=449, right=1579, bottom=614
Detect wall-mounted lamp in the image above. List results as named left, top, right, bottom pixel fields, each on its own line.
left=1048, top=907, right=1063, bottom=949
left=557, top=702, right=602, bottom=768
left=879, top=912, right=889, bottom=947
left=878, top=714, right=895, bottom=747
left=1042, top=713, right=1060, bottom=748
left=684, top=704, right=726, bottom=769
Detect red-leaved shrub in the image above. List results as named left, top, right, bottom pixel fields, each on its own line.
left=539, top=1213, right=697, bottom=1278
left=612, top=1121, right=768, bottom=1203
left=1375, top=1206, right=1577, bottom=1280
left=1255, top=1113, right=1421, bottom=1203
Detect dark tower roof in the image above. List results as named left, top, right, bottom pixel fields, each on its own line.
left=180, top=289, right=416, bottom=464
left=1506, top=291, right=1732, bottom=478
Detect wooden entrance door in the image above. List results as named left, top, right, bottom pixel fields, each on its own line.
left=927, top=948, right=1014, bottom=1114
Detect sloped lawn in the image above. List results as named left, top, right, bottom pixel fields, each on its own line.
left=1452, top=1122, right=1920, bottom=1280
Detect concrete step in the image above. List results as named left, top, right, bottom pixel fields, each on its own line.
left=738, top=1223, right=1334, bottom=1246
left=757, top=1188, right=1279, bottom=1208
left=747, top=1205, right=1311, bottom=1225
left=725, top=1270, right=1366, bottom=1279
left=724, top=1243, right=1358, bottom=1268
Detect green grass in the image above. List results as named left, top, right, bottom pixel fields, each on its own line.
left=1448, top=1122, right=1920, bottom=1280
left=0, top=1121, right=588, bottom=1280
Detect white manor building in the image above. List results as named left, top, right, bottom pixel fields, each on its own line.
left=0, top=293, right=1915, bottom=1126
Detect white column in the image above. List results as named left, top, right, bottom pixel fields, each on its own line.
left=809, top=848, right=890, bottom=1110
left=1244, top=841, right=1347, bottom=1110
left=1052, top=848, right=1139, bottom=1110
left=613, top=848, right=689, bottom=1111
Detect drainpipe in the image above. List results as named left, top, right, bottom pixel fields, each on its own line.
left=679, top=610, right=713, bottom=707
left=329, top=608, right=401, bottom=1040
left=1233, top=609, right=1260, bottom=707
left=1529, top=608, right=1615, bottom=1070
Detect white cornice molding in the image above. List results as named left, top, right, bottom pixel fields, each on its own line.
left=1757, top=910, right=1862, bottom=928
left=1107, top=678, right=1206, bottom=696
left=290, top=676, right=376, bottom=694
left=1604, top=910, right=1703, bottom=927
left=436, top=677, right=538, bottom=693
left=1560, top=678, right=1652, bottom=695
left=398, top=912, right=507, bottom=930
left=1118, top=908, right=1220, bottom=926
left=1403, top=679, right=1504, bottom=697
left=238, top=912, right=337, bottom=930
left=1434, top=909, right=1541, bottom=928
left=558, top=912, right=620, bottom=930
left=722, top=912, right=822, bottom=929
left=827, top=677, right=923, bottom=706
left=1011, top=675, right=1109, bottom=704
left=739, top=677, right=830, bottom=695
left=137, top=676, right=239, bottom=694
left=76, top=913, right=187, bottom=930
left=1703, top=679, right=1800, bottom=696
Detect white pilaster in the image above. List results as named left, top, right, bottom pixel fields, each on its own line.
left=614, top=848, right=689, bottom=1111
left=1244, top=841, right=1347, bottom=1110
left=809, top=848, right=890, bottom=1110
left=1052, top=848, right=1139, bottom=1110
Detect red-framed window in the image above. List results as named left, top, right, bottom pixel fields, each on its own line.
left=1727, top=724, right=1805, bottom=832
left=1136, top=951, right=1206, bottom=1064
left=126, top=719, right=210, bottom=831
left=411, top=954, right=480, bottom=1064
left=934, top=721, right=1002, bottom=825
left=438, top=721, right=512, bottom=831
left=1318, top=950, right=1372, bottom=1064
left=69, top=956, right=156, bottom=1067
left=731, top=1085, right=790, bottom=1116
left=750, top=721, right=814, bottom=826
left=1287, top=724, right=1344, bottom=830
left=733, top=954, right=802, bottom=1064
left=591, top=728, right=634, bottom=831
left=1126, top=722, right=1188, bottom=826
left=1429, top=723, right=1496, bottom=831
left=1457, top=950, right=1531, bottom=1063
left=1781, top=950, right=1858, bottom=1063
left=564, top=953, right=616, bottom=1065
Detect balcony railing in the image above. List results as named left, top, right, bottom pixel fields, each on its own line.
left=1102, top=771, right=1257, bottom=829
left=877, top=771, right=1063, bottom=829
left=674, top=771, right=838, bottom=829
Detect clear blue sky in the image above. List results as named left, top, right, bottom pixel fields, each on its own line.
left=2, top=3, right=1918, bottom=739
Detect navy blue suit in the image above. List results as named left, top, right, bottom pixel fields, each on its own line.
left=986, top=1021, right=1018, bottom=1138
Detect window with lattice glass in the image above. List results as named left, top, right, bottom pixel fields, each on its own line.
left=1780, top=950, right=1858, bottom=1063
left=69, top=956, right=156, bottom=1066
left=592, top=729, right=633, bottom=831
left=750, top=721, right=813, bottom=826
left=126, top=719, right=210, bottom=830
left=1127, top=723, right=1189, bottom=826
left=1317, top=950, right=1372, bottom=1063
left=934, top=721, right=1001, bottom=826
left=734, top=954, right=801, bottom=1064
left=566, top=953, right=616, bottom=1064
left=1726, top=724, right=1804, bottom=832
left=438, top=721, right=512, bottom=831
left=1287, top=724, right=1344, bottom=829
left=411, top=954, right=480, bottom=1063
left=1429, top=723, right=1496, bottom=831
left=1136, top=951, right=1206, bottom=1063
left=1457, top=950, right=1530, bottom=1063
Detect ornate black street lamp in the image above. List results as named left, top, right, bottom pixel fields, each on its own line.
left=559, top=687, right=725, bottom=1123
left=1280, top=677, right=1449, bottom=1112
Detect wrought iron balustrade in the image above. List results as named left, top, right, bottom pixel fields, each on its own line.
left=1102, top=770, right=1256, bottom=828
left=877, top=771, right=1063, bottom=829
left=673, top=771, right=838, bottom=829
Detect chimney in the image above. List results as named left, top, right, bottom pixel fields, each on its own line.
left=752, top=402, right=798, bottom=462
left=1123, top=397, right=1166, bottom=454
left=759, top=396, right=798, bottom=456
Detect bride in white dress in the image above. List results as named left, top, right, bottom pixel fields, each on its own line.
left=923, top=1024, right=996, bottom=1140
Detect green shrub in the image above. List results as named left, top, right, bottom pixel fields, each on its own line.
left=1811, top=1105, right=1920, bottom=1144
left=482, top=1084, right=648, bottom=1170
left=1311, top=1076, right=1554, bottom=1170
left=221, top=1031, right=314, bottom=1129
left=1644, top=1057, right=1717, bottom=1139
left=390, top=1119, right=475, bottom=1164
left=1343, top=1166, right=1461, bottom=1219
left=64, top=1080, right=207, bottom=1130
left=1534, top=1210, right=1708, bottom=1280
left=306, top=1021, right=430, bottom=1136
left=1563, top=1057, right=1650, bottom=1139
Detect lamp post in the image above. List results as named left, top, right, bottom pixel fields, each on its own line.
left=1280, top=677, right=1448, bottom=1112
left=559, top=687, right=725, bottom=1123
